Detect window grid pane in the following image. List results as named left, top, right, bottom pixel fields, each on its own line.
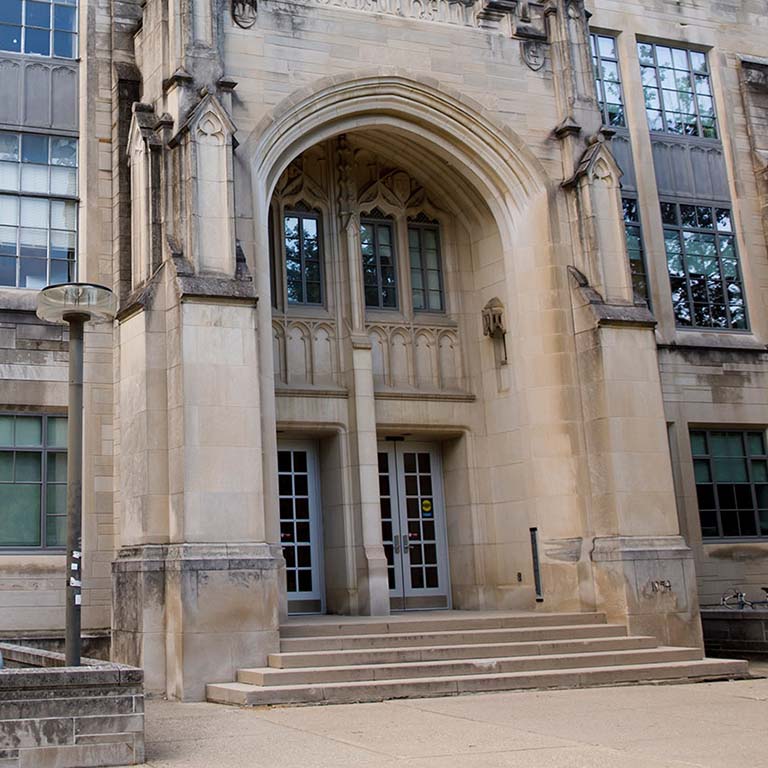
left=408, top=222, right=444, bottom=312
left=0, top=414, right=67, bottom=549
left=636, top=42, right=717, bottom=139
left=283, top=211, right=323, bottom=306
left=621, top=197, right=649, bottom=305
left=661, top=201, right=746, bottom=330
left=0, top=130, right=78, bottom=289
left=362, top=218, right=398, bottom=309
left=0, top=0, right=78, bottom=59
left=591, top=33, right=625, bottom=128
left=692, top=429, right=768, bottom=538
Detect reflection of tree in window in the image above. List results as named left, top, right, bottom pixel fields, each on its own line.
left=691, top=430, right=768, bottom=538
left=361, top=216, right=397, bottom=309
left=591, top=34, right=625, bottom=128
left=661, top=202, right=745, bottom=329
left=637, top=42, right=716, bottom=138
left=283, top=210, right=322, bottom=305
left=622, top=198, right=649, bottom=304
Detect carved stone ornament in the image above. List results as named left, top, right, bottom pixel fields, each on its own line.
left=232, top=0, right=258, bottom=28
left=482, top=298, right=506, bottom=339
left=522, top=40, right=546, bottom=71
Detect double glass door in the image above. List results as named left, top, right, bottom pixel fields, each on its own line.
left=378, top=443, right=450, bottom=610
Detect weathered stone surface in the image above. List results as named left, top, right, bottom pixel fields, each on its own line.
left=0, top=646, right=144, bottom=767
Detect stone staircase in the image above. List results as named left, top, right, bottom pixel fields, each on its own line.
left=206, top=611, right=749, bottom=707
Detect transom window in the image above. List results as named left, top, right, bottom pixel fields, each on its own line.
left=408, top=220, right=444, bottom=312
left=283, top=210, right=322, bottom=305
left=622, top=198, right=648, bottom=304
left=0, top=0, right=78, bottom=59
left=637, top=42, right=717, bottom=138
left=0, top=414, right=67, bottom=549
left=591, top=33, right=625, bottom=128
left=361, top=216, right=397, bottom=309
left=0, top=131, right=78, bottom=289
left=691, top=430, right=768, bottom=538
left=662, top=202, right=745, bottom=329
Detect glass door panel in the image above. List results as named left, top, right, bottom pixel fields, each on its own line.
left=278, top=442, right=324, bottom=613
left=378, top=442, right=450, bottom=610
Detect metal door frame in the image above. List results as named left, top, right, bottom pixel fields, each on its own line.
left=378, top=441, right=451, bottom=608
left=277, top=439, right=325, bottom=614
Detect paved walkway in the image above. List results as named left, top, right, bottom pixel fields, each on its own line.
left=141, top=667, right=768, bottom=768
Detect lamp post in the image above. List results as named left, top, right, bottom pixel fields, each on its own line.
left=37, top=283, right=118, bottom=666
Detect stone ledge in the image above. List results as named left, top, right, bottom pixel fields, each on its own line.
left=591, top=536, right=694, bottom=562
left=0, top=644, right=144, bottom=767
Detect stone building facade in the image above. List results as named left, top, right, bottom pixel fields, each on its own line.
left=0, top=0, right=766, bottom=700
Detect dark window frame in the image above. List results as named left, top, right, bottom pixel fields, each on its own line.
left=407, top=219, right=445, bottom=313
left=636, top=40, right=718, bottom=139
left=0, top=413, right=67, bottom=551
left=590, top=32, right=626, bottom=128
left=282, top=208, right=324, bottom=307
left=661, top=200, right=747, bottom=331
left=691, top=429, right=768, bottom=539
left=361, top=216, right=398, bottom=310
left=621, top=196, right=650, bottom=307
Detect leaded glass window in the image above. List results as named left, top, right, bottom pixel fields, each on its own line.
left=661, top=202, right=746, bottom=329
left=0, top=132, right=78, bottom=289
left=408, top=220, right=444, bottom=312
left=361, top=217, right=397, bottom=309
left=637, top=42, right=717, bottom=138
left=591, top=33, right=625, bottom=128
left=622, top=198, right=648, bottom=304
left=283, top=211, right=322, bottom=305
left=0, top=0, right=78, bottom=59
left=691, top=430, right=768, bottom=538
left=0, top=414, right=67, bottom=549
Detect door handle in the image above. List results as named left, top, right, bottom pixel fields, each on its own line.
left=402, top=534, right=410, bottom=553
left=394, top=536, right=400, bottom=554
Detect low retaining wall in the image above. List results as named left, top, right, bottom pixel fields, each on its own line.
left=0, top=643, right=144, bottom=767
left=701, top=609, right=768, bottom=656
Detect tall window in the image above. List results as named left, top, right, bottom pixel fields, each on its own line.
left=691, top=429, right=768, bottom=538
left=591, top=33, right=625, bottom=128
left=408, top=220, right=444, bottom=312
left=361, top=217, right=397, bottom=309
left=637, top=42, right=717, bottom=138
left=662, top=202, right=746, bottom=329
left=0, top=414, right=67, bottom=549
left=0, top=131, right=78, bottom=289
left=0, top=0, right=78, bottom=59
left=283, top=211, right=322, bottom=306
left=622, top=198, right=648, bottom=304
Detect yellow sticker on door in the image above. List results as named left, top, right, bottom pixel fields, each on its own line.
left=421, top=499, right=433, bottom=514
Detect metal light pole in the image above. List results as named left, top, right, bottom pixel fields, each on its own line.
left=37, top=283, right=117, bottom=666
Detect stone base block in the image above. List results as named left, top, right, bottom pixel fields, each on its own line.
left=113, top=542, right=283, bottom=701
left=592, top=536, right=704, bottom=649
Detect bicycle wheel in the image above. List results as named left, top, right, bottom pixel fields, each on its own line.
left=721, top=589, right=744, bottom=609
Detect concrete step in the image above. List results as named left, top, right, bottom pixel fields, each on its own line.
left=279, top=611, right=608, bottom=638
left=280, top=623, right=628, bottom=652
left=207, top=658, right=750, bottom=707
left=269, top=634, right=660, bottom=669
left=239, top=647, right=702, bottom=686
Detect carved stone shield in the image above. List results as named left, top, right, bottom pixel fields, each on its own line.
left=232, top=0, right=258, bottom=29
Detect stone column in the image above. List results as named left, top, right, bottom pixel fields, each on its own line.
left=336, top=136, right=390, bottom=616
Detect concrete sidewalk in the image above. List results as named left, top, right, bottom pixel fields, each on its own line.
left=139, top=668, right=768, bottom=768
